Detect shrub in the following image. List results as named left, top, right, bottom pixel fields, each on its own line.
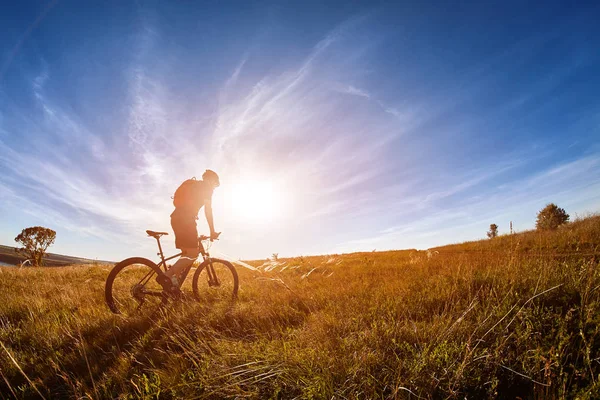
left=14, top=226, right=56, bottom=267
left=536, top=203, right=569, bottom=230
left=487, top=223, right=498, bottom=239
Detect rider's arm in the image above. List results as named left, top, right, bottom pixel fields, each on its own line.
left=204, top=197, right=216, bottom=236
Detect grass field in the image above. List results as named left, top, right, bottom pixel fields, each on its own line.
left=1, top=216, right=599, bottom=399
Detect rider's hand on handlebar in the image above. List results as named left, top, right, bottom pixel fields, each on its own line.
left=210, top=231, right=221, bottom=241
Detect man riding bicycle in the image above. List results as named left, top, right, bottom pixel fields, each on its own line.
left=157, top=169, right=221, bottom=291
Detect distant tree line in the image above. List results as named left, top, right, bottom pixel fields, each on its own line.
left=9, top=203, right=574, bottom=266
left=487, top=203, right=570, bottom=239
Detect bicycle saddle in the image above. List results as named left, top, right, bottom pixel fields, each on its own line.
left=146, top=230, right=169, bottom=238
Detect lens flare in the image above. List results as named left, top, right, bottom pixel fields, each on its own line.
left=227, top=179, right=285, bottom=224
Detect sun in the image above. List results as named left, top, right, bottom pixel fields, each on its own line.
left=226, top=179, right=286, bottom=224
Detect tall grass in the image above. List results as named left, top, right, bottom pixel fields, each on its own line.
left=1, top=216, right=599, bottom=399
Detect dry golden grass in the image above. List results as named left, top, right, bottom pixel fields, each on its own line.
left=1, top=216, right=600, bottom=399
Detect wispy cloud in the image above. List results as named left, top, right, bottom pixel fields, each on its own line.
left=0, top=11, right=410, bottom=258
left=1, top=3, right=599, bottom=260
left=334, top=151, right=600, bottom=253
left=341, top=85, right=370, bottom=99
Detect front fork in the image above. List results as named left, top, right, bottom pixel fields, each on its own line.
left=205, top=260, right=220, bottom=287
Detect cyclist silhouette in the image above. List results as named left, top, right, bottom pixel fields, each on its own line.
left=157, top=169, right=221, bottom=290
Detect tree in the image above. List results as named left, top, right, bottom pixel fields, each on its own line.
left=14, top=226, right=56, bottom=267
left=536, top=203, right=570, bottom=230
left=487, top=223, right=498, bottom=239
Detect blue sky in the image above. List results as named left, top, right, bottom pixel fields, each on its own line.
left=1, top=0, right=599, bottom=261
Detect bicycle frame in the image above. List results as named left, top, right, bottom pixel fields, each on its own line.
left=105, top=233, right=234, bottom=315
left=151, top=236, right=214, bottom=286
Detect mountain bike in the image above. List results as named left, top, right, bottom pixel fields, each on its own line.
left=105, top=230, right=238, bottom=315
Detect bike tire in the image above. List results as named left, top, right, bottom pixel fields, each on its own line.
left=105, top=257, right=167, bottom=315
left=192, top=258, right=239, bottom=302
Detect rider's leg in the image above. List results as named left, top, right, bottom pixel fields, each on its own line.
left=163, top=211, right=199, bottom=289
left=165, top=247, right=200, bottom=283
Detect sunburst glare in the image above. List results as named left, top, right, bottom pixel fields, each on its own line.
left=225, top=178, right=287, bottom=225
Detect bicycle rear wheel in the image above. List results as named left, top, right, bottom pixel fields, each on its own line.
left=105, top=257, right=167, bottom=315
left=192, top=258, right=238, bottom=302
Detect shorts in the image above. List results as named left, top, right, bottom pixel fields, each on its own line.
left=171, top=211, right=198, bottom=249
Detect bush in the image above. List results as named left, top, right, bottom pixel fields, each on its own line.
left=14, top=226, right=56, bottom=267
left=536, top=203, right=569, bottom=230
left=487, top=223, right=498, bottom=239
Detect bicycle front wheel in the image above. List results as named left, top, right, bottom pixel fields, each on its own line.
left=105, top=257, right=167, bottom=315
left=192, top=258, right=238, bottom=302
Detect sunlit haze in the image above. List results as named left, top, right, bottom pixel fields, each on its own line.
left=1, top=1, right=599, bottom=261
left=226, top=178, right=287, bottom=225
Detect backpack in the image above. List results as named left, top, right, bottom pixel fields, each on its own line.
left=173, top=178, right=202, bottom=209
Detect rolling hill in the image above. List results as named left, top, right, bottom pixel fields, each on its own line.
left=0, top=244, right=113, bottom=266
left=0, top=215, right=599, bottom=398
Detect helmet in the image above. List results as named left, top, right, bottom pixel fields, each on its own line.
left=202, top=169, right=220, bottom=187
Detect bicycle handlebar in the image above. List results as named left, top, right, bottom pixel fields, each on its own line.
left=199, top=232, right=221, bottom=241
